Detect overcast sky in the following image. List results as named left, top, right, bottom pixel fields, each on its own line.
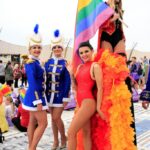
left=0, top=0, right=150, bottom=52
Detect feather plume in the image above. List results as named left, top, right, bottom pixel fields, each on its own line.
left=34, top=24, right=39, bottom=34
left=54, top=29, right=60, bottom=37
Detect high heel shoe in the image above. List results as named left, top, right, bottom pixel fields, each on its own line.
left=60, top=135, right=67, bottom=149
left=60, top=143, right=67, bottom=149
left=51, top=143, right=59, bottom=150
left=51, top=146, right=59, bottom=150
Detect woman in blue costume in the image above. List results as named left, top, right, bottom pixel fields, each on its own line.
left=45, top=30, right=71, bottom=149
left=22, top=24, right=48, bottom=150
left=140, top=66, right=150, bottom=109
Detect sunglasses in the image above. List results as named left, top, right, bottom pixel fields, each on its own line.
left=52, top=46, right=63, bottom=50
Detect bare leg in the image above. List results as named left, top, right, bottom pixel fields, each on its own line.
left=51, top=107, right=66, bottom=147
left=82, top=120, right=92, bottom=150
left=141, top=77, right=145, bottom=88
left=28, top=112, right=37, bottom=149
left=114, top=40, right=126, bottom=54
left=50, top=107, right=59, bottom=148
left=29, top=110, right=47, bottom=150
left=67, top=99, right=96, bottom=150
left=101, top=41, right=113, bottom=52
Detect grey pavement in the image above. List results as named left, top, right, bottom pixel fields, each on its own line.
left=0, top=102, right=150, bottom=150
left=0, top=110, right=73, bottom=150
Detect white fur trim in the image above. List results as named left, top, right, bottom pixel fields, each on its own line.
left=33, top=99, right=42, bottom=106
left=63, top=98, right=71, bottom=102
left=22, top=104, right=48, bottom=111
left=48, top=103, right=64, bottom=107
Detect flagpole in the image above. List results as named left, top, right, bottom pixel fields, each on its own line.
left=64, top=38, right=71, bottom=58
left=128, top=42, right=137, bottom=60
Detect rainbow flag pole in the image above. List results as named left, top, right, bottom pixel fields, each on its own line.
left=72, top=0, right=114, bottom=71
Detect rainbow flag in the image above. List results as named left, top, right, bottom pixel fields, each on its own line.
left=73, top=0, right=114, bottom=71
left=19, top=88, right=26, bottom=101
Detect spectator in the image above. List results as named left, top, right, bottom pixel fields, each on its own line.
left=20, top=63, right=27, bottom=87
left=12, top=88, right=29, bottom=132
left=132, top=82, right=142, bottom=103
left=0, top=91, right=9, bottom=133
left=143, top=56, right=149, bottom=65
left=5, top=61, right=13, bottom=87
left=4, top=96, right=16, bottom=127
left=13, top=64, right=22, bottom=88
left=11, top=87, right=20, bottom=107
left=0, top=60, right=5, bottom=84
left=130, top=57, right=140, bottom=83
left=130, top=57, right=137, bottom=72
left=138, top=62, right=145, bottom=89
left=140, top=65, right=150, bottom=109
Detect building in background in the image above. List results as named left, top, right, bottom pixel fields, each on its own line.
left=0, top=40, right=73, bottom=64
left=1, top=40, right=149, bottom=64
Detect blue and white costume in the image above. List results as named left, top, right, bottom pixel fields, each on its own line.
left=22, top=56, right=48, bottom=111
left=45, top=57, right=71, bottom=107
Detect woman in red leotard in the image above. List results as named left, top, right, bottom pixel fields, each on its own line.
left=67, top=41, right=105, bottom=150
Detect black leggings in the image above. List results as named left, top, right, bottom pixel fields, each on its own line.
left=21, top=76, right=27, bottom=86
left=14, top=78, right=19, bottom=88
left=0, top=76, right=5, bottom=84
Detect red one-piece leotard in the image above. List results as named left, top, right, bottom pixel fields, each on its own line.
left=75, top=61, right=96, bottom=107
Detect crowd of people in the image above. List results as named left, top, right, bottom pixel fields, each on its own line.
left=0, top=87, right=29, bottom=132
left=128, top=56, right=150, bottom=102
left=0, top=60, right=27, bottom=88
left=0, top=0, right=150, bottom=149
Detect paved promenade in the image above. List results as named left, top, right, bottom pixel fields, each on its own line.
left=0, top=102, right=150, bottom=150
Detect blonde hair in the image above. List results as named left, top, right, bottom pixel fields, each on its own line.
left=107, top=0, right=123, bottom=18
left=6, top=96, right=13, bottom=103
left=107, top=0, right=115, bottom=9
left=6, top=96, right=15, bottom=117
